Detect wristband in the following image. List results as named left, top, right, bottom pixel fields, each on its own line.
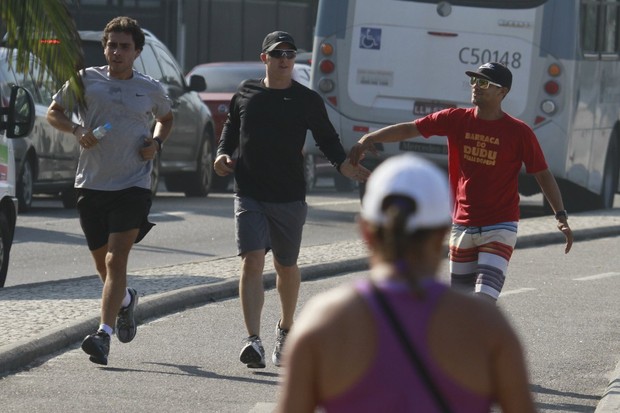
left=554, top=210, right=567, bottom=220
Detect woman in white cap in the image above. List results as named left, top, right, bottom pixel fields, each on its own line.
left=276, top=153, right=536, bottom=412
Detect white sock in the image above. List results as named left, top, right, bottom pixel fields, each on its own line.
left=120, top=288, right=131, bottom=308
left=98, top=324, right=113, bottom=336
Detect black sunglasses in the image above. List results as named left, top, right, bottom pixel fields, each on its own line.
left=267, top=49, right=297, bottom=59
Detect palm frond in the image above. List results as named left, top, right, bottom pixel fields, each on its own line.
left=0, top=0, right=84, bottom=106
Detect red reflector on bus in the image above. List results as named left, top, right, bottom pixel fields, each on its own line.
left=548, top=64, right=561, bottom=77
left=320, top=59, right=335, bottom=74
left=353, top=126, right=369, bottom=132
left=327, top=96, right=338, bottom=106
left=40, top=39, right=61, bottom=44
left=321, top=43, right=334, bottom=56
left=534, top=116, right=546, bottom=125
left=544, top=81, right=559, bottom=95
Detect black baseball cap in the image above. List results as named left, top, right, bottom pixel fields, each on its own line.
left=262, top=31, right=297, bottom=52
left=465, top=62, right=512, bottom=89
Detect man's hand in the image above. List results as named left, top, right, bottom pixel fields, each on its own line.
left=214, top=154, right=235, bottom=176
left=339, top=158, right=371, bottom=182
left=140, top=137, right=158, bottom=160
left=557, top=218, right=573, bottom=254
left=348, top=136, right=378, bottom=166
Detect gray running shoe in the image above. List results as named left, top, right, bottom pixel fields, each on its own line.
left=116, top=287, right=138, bottom=343
left=239, top=335, right=265, bottom=368
left=81, top=330, right=110, bottom=365
left=272, top=321, right=288, bottom=367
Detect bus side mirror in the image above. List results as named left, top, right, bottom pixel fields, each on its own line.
left=0, top=85, right=35, bottom=139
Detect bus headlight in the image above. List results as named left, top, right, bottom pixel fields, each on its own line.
left=319, top=78, right=335, bottom=93
left=541, top=99, right=556, bottom=115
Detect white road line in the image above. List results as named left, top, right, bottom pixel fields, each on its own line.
left=501, top=287, right=536, bottom=297
left=309, top=200, right=360, bottom=207
left=150, top=211, right=189, bottom=218
left=574, top=272, right=620, bottom=281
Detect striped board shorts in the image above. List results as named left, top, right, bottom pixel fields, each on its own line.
left=449, top=222, right=518, bottom=300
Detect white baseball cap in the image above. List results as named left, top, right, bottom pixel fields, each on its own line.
left=361, top=154, right=452, bottom=232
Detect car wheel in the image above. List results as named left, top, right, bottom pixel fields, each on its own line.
left=597, top=135, right=619, bottom=209
left=184, top=131, right=214, bottom=197
left=150, top=153, right=160, bottom=196
left=334, top=173, right=355, bottom=192
left=60, top=188, right=77, bottom=209
left=304, top=154, right=316, bottom=192
left=17, top=159, right=34, bottom=213
left=0, top=211, right=11, bottom=287
left=211, top=174, right=231, bottom=192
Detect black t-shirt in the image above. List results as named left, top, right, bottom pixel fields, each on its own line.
left=218, top=78, right=346, bottom=202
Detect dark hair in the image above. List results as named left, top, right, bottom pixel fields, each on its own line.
left=101, top=16, right=145, bottom=51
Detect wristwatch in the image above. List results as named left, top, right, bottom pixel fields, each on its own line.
left=153, top=137, right=163, bottom=153
left=554, top=209, right=568, bottom=220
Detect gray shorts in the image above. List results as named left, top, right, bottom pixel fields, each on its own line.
left=234, top=195, right=307, bottom=266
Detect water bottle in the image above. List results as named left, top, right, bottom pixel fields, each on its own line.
left=92, top=123, right=112, bottom=140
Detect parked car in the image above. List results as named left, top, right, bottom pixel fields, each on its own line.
left=80, top=30, right=217, bottom=197
left=186, top=61, right=352, bottom=192
left=0, top=84, right=36, bottom=286
left=0, top=47, right=80, bottom=211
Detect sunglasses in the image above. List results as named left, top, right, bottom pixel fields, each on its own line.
left=267, top=49, right=297, bottom=59
left=469, top=77, right=503, bottom=89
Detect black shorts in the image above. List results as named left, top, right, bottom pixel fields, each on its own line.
left=76, top=187, right=154, bottom=251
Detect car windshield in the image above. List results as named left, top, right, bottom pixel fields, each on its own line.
left=192, top=66, right=264, bottom=93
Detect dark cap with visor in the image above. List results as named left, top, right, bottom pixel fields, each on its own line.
left=465, top=62, right=512, bottom=89
left=262, top=31, right=297, bottom=52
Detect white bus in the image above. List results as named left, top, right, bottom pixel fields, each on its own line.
left=309, top=0, right=620, bottom=211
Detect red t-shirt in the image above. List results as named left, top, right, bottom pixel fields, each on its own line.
left=414, top=108, right=547, bottom=226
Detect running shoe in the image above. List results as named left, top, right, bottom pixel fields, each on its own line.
left=239, top=335, right=266, bottom=368
left=272, top=321, right=288, bottom=367
left=81, top=330, right=110, bottom=366
left=116, top=287, right=138, bottom=343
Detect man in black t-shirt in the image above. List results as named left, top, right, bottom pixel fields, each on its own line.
left=214, top=31, right=369, bottom=369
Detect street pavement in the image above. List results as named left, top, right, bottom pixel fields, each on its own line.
left=1, top=207, right=620, bottom=412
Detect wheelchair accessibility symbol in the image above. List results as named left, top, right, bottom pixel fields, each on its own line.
left=359, top=27, right=381, bottom=50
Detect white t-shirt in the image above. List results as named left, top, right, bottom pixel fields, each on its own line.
left=53, top=66, right=171, bottom=190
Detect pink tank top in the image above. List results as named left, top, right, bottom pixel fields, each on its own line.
left=320, top=278, right=493, bottom=413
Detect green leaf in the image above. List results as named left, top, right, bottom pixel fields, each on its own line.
left=0, top=0, right=84, bottom=107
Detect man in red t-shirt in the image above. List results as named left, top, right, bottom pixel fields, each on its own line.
left=349, top=62, right=573, bottom=301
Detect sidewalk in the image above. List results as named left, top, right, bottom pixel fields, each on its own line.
left=1, top=209, right=620, bottom=410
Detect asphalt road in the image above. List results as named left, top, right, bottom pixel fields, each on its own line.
left=4, top=183, right=552, bottom=288
left=1, top=235, right=617, bottom=412
left=7, top=181, right=366, bottom=287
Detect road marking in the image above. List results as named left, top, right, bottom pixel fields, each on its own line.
left=501, top=287, right=536, bottom=296
left=574, top=272, right=620, bottom=281
left=309, top=200, right=360, bottom=207
left=150, top=211, right=189, bottom=218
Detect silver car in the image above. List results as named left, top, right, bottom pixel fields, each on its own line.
left=0, top=47, right=79, bottom=211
